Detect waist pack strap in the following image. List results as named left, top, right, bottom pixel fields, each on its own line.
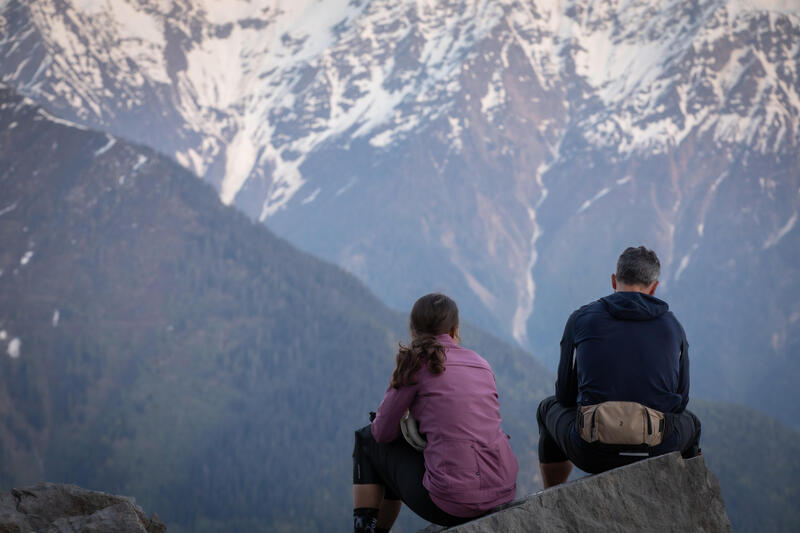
left=577, top=401, right=666, bottom=447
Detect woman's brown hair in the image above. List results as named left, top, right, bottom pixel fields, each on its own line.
left=390, top=293, right=459, bottom=389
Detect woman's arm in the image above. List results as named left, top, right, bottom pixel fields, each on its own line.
left=371, top=384, right=418, bottom=442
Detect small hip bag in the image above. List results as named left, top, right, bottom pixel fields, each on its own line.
left=578, top=401, right=666, bottom=446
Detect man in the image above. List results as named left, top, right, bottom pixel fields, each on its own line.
left=537, top=246, right=701, bottom=488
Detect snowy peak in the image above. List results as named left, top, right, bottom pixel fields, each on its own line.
left=9, top=0, right=515, bottom=216
left=3, top=0, right=798, bottom=214
left=560, top=0, right=800, bottom=155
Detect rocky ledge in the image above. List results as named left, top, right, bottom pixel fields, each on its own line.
left=0, top=482, right=165, bottom=533
left=420, top=452, right=730, bottom=532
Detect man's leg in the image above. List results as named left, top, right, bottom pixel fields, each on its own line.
left=671, top=409, right=702, bottom=458
left=539, top=461, right=573, bottom=489
left=537, top=396, right=576, bottom=488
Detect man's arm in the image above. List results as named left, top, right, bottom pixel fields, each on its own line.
left=555, top=311, right=579, bottom=407
left=676, top=324, right=690, bottom=412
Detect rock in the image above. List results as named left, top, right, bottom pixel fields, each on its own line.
left=419, top=453, right=730, bottom=532
left=0, top=482, right=165, bottom=533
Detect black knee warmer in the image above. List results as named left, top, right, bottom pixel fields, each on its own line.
left=353, top=507, right=378, bottom=533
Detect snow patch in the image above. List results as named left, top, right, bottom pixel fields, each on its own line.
left=52, top=309, right=60, bottom=327
left=462, top=269, right=498, bottom=312
left=258, top=143, right=306, bottom=219
left=511, top=159, right=552, bottom=348
left=7, top=338, right=20, bottom=359
left=198, top=0, right=296, bottom=25
left=0, top=201, right=18, bottom=217
left=368, top=114, right=422, bottom=148
left=20, top=250, right=34, bottom=266
left=446, top=116, right=463, bottom=152
left=132, top=154, right=147, bottom=172
left=176, top=149, right=206, bottom=177
left=711, top=172, right=729, bottom=193
left=35, top=108, right=87, bottom=130
left=511, top=205, right=542, bottom=347
left=440, top=228, right=499, bottom=312
left=0, top=330, right=6, bottom=341
left=480, top=70, right=506, bottom=116
left=675, top=253, right=691, bottom=281
left=94, top=135, right=116, bottom=156
left=763, top=212, right=797, bottom=249
left=301, top=187, right=321, bottom=205
left=577, top=187, right=612, bottom=213
left=335, top=177, right=357, bottom=197
left=728, top=0, right=799, bottom=18
left=221, top=129, right=258, bottom=205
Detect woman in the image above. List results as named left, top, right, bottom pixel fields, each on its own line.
left=352, top=293, right=518, bottom=532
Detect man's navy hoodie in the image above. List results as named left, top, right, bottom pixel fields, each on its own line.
left=555, top=291, right=689, bottom=414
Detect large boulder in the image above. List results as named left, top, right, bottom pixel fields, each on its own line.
left=0, top=483, right=165, bottom=533
left=420, top=453, right=730, bottom=532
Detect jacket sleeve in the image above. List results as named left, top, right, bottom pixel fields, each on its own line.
left=371, top=382, right=418, bottom=443
left=555, top=311, right=579, bottom=407
left=676, top=324, right=690, bottom=412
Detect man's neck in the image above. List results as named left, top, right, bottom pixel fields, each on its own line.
left=610, top=274, right=658, bottom=295
left=615, top=283, right=657, bottom=295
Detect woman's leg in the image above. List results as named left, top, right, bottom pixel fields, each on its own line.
left=377, top=499, right=402, bottom=531
left=352, top=484, right=400, bottom=532
left=353, top=484, right=384, bottom=508
left=353, top=426, right=386, bottom=532
left=352, top=425, right=468, bottom=529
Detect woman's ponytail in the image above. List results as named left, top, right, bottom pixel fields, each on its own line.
left=390, top=294, right=458, bottom=389
left=390, top=335, right=447, bottom=388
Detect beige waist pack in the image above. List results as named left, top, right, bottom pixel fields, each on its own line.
left=578, top=401, right=666, bottom=446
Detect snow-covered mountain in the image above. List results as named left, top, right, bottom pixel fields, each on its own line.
left=2, top=0, right=798, bottom=418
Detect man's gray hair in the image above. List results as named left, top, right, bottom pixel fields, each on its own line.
left=616, top=246, right=660, bottom=286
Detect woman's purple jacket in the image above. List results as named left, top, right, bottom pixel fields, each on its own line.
left=371, top=334, right=518, bottom=517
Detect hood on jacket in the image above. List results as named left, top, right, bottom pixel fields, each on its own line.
left=600, top=291, right=669, bottom=321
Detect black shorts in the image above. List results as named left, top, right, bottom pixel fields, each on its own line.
left=352, top=425, right=471, bottom=527
left=536, top=396, right=701, bottom=473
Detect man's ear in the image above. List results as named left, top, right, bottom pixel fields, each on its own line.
left=611, top=274, right=617, bottom=291
left=647, top=280, right=659, bottom=295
